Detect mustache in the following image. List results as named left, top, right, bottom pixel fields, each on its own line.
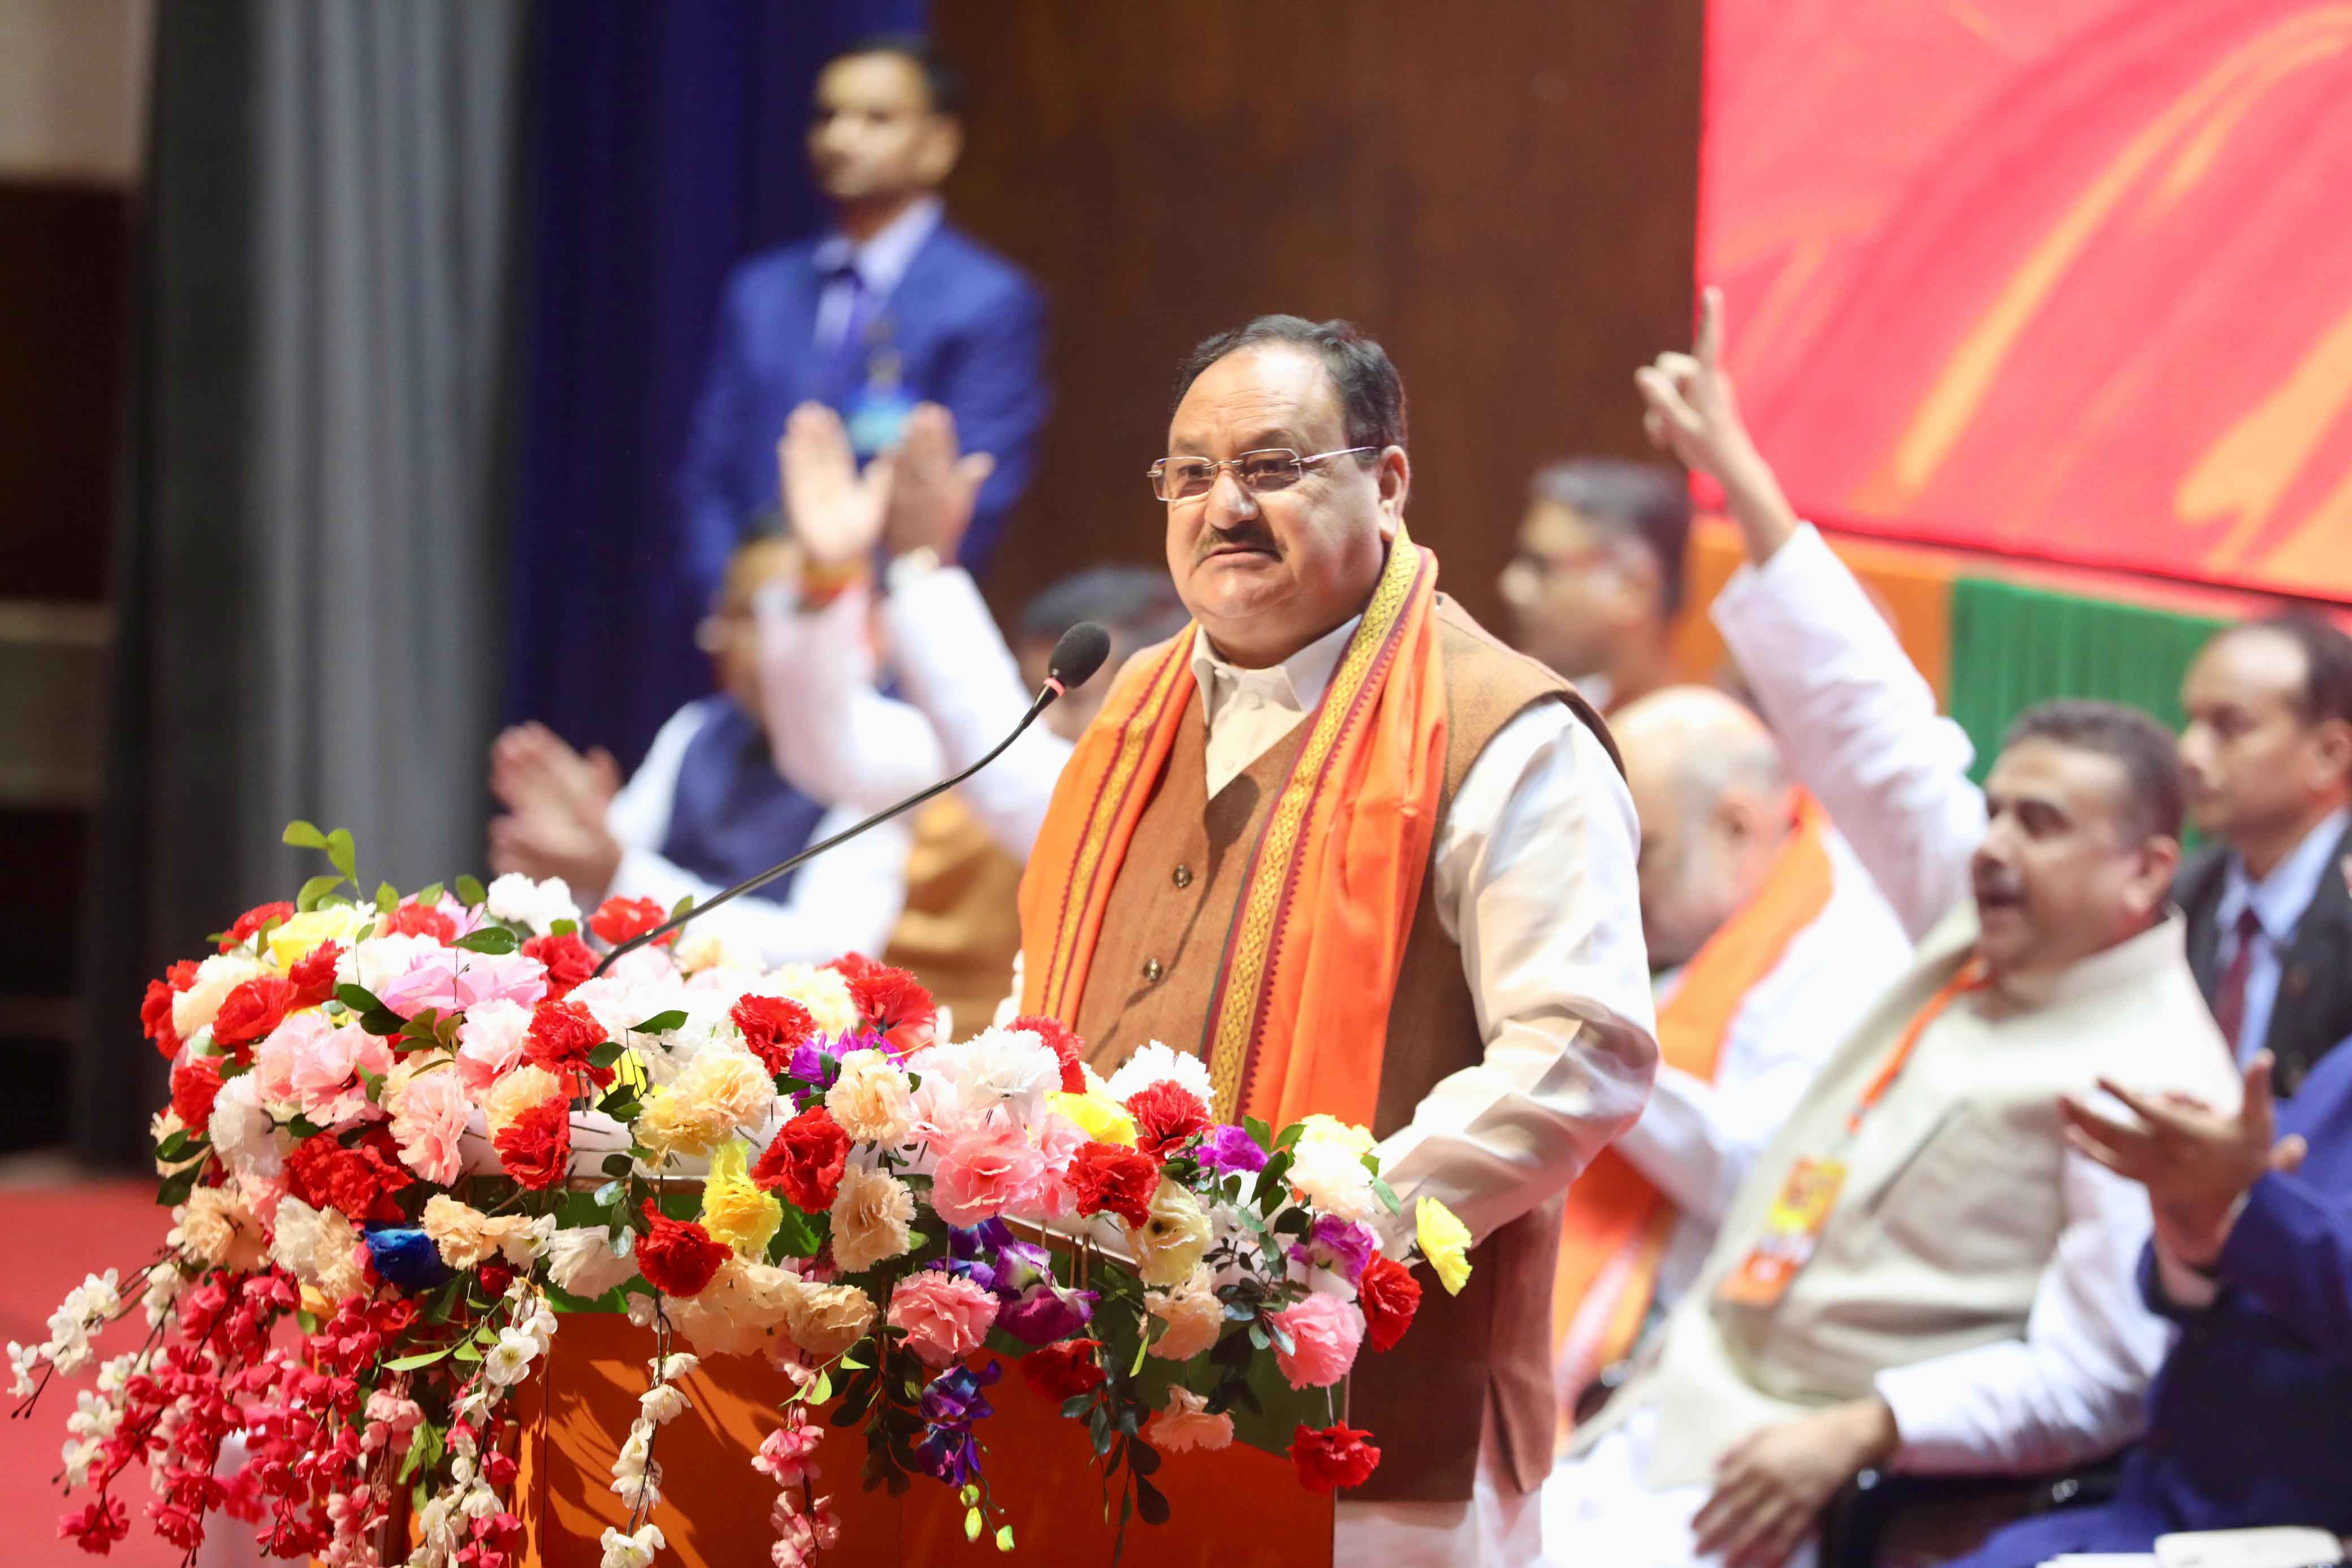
left=1973, top=865, right=2025, bottom=904
left=1197, top=522, right=1281, bottom=562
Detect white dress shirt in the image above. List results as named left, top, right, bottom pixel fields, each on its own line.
left=1618, top=827, right=1913, bottom=1312
left=1711, top=523, right=2189, bottom=1471
left=808, top=196, right=942, bottom=350
left=604, top=700, right=910, bottom=969
left=2212, top=805, right=2350, bottom=1064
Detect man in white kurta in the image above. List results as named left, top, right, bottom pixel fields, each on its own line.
left=1540, top=294, right=2242, bottom=1568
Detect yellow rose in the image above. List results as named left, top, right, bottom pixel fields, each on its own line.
left=1415, top=1197, right=1472, bottom=1296
left=1048, top=1090, right=1136, bottom=1147
left=1134, top=1178, right=1213, bottom=1288
left=698, top=1140, right=783, bottom=1257
left=265, top=905, right=370, bottom=972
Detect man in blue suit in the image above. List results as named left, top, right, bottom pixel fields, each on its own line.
left=1937, top=1042, right=2352, bottom=1564
left=676, top=34, right=1047, bottom=609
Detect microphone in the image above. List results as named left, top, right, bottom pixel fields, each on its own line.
left=592, top=620, right=1114, bottom=976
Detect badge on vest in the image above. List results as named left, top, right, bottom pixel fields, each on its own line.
left=1718, top=1155, right=1849, bottom=1309
left=843, top=333, right=915, bottom=458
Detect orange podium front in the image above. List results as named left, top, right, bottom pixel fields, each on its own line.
left=510, top=1311, right=1335, bottom=1567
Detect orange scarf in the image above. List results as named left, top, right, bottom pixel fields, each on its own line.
left=1551, top=793, right=1837, bottom=1441
left=1018, top=530, right=1447, bottom=1129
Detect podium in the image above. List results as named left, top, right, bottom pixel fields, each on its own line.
left=511, top=1311, right=1337, bottom=1567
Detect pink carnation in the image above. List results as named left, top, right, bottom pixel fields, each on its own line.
left=376, top=948, right=547, bottom=1019
left=1269, top=1293, right=1365, bottom=1390
left=289, top=1020, right=395, bottom=1127
left=886, top=1272, right=998, bottom=1367
left=252, top=1010, right=332, bottom=1105
left=1030, top=1114, right=1088, bottom=1220
left=390, top=1069, right=473, bottom=1185
left=927, top=1109, right=1046, bottom=1227
left=455, top=998, right=533, bottom=1093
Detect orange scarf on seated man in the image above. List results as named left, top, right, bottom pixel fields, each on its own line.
left=1018, top=529, right=1447, bottom=1130
left=1550, top=792, right=1836, bottom=1441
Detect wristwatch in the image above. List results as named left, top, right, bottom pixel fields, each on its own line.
left=884, top=545, right=942, bottom=595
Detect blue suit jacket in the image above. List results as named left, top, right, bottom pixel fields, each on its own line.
left=1949, top=1038, right=2352, bottom=1566
left=674, top=220, right=1048, bottom=604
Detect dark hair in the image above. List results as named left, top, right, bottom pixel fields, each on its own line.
left=1529, top=458, right=1693, bottom=617
left=2001, top=699, right=2185, bottom=842
left=2227, top=611, right=2352, bottom=731
left=1019, top=566, right=1187, bottom=648
left=823, top=33, right=964, bottom=118
left=1171, top=315, right=1407, bottom=456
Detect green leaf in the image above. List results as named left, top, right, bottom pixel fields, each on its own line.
left=336, top=984, right=383, bottom=1014
left=325, top=828, right=358, bottom=884
left=155, top=1165, right=200, bottom=1208
left=587, top=1041, right=625, bottom=1069
left=594, top=1181, right=623, bottom=1208
left=155, top=1129, right=192, bottom=1162
left=451, top=926, right=518, bottom=955
left=600, top=1153, right=634, bottom=1178
left=550, top=919, right=578, bottom=938
left=357, top=1067, right=384, bottom=1105
left=456, top=874, right=487, bottom=908
left=413, top=882, right=445, bottom=908
left=1272, top=1121, right=1304, bottom=1152
left=381, top=1345, right=457, bottom=1372
left=810, top=1370, right=832, bottom=1404
left=772, top=1205, right=823, bottom=1259
left=669, top=894, right=695, bottom=919
left=295, top=873, right=346, bottom=913
left=375, top=882, right=400, bottom=913
left=282, top=820, right=329, bottom=850
left=629, top=1010, right=688, bottom=1035
left=452, top=1341, right=483, bottom=1362
left=596, top=1090, right=642, bottom=1121
left=358, top=1008, right=407, bottom=1037
left=1135, top=1474, right=1170, bottom=1526
left=286, top=1115, right=322, bottom=1138
left=1370, top=1175, right=1402, bottom=1215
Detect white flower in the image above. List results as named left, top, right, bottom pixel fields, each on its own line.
left=520, top=1297, right=561, bottom=1356
left=655, top=1352, right=699, bottom=1383
left=599, top=1523, right=668, bottom=1568
left=759, top=964, right=859, bottom=1038
left=8, top=1340, right=42, bottom=1398
left=639, top=1384, right=690, bottom=1424
left=907, top=1028, right=1060, bottom=1123
left=1286, top=1141, right=1381, bottom=1224
left=207, top=1073, right=283, bottom=1181
left=482, top=1327, right=541, bottom=1387
left=171, top=953, right=265, bottom=1039
left=546, top=1227, right=640, bottom=1300
left=349, top=933, right=444, bottom=998
left=485, top=872, right=580, bottom=936
left=455, top=998, right=533, bottom=1084
left=614, top=1419, right=655, bottom=1477
left=1105, top=1041, right=1216, bottom=1108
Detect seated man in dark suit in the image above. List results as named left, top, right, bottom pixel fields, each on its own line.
left=675, top=33, right=1048, bottom=606
left=1939, top=1041, right=2352, bottom=1565
left=2174, top=613, right=2352, bottom=1093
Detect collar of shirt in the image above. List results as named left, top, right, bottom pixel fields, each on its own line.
left=1187, top=613, right=1361, bottom=733
left=2216, top=804, right=2351, bottom=946
left=810, top=195, right=944, bottom=296
left=1986, top=907, right=2193, bottom=1013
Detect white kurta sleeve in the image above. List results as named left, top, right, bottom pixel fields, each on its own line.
left=1710, top=525, right=1986, bottom=941
left=755, top=584, right=947, bottom=813
left=1369, top=703, right=1659, bottom=1244
left=883, top=566, right=1074, bottom=858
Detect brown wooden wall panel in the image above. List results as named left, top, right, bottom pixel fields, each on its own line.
left=935, top=1, right=1705, bottom=631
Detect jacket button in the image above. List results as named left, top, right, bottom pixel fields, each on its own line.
left=1172, top=865, right=1192, bottom=889
left=1143, top=959, right=1165, bottom=984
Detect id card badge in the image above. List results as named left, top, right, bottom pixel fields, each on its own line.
left=843, top=342, right=915, bottom=457
left=1717, top=1155, right=1848, bottom=1309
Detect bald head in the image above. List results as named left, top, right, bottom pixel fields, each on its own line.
left=1616, top=686, right=1795, bottom=969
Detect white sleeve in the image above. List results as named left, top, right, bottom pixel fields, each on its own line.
left=883, top=567, right=1073, bottom=858
left=1710, top=525, right=1986, bottom=941
left=604, top=706, right=706, bottom=853
left=606, top=803, right=911, bottom=970
left=1369, top=703, right=1660, bottom=1244
left=756, top=583, right=948, bottom=812
left=1871, top=1146, right=2171, bottom=1472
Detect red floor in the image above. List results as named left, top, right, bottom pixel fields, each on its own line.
left=2, top=1176, right=189, bottom=1566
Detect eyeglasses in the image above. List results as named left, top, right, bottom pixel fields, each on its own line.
left=1147, top=447, right=1378, bottom=503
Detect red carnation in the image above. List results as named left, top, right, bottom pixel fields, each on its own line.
left=635, top=1201, right=729, bottom=1297
left=170, top=1055, right=227, bottom=1132
left=1009, top=1014, right=1088, bottom=1093
left=378, top=902, right=457, bottom=942
left=211, top=976, right=300, bottom=1055
left=142, top=976, right=185, bottom=1058
left=1019, top=1338, right=1106, bottom=1402
left=493, top=1098, right=572, bottom=1191
left=753, top=1107, right=850, bottom=1211
left=589, top=895, right=673, bottom=947
left=1357, top=1255, right=1423, bottom=1353
left=524, top=999, right=612, bottom=1093
left=1289, top=1422, right=1382, bottom=1492
left=286, top=1128, right=413, bottom=1223
left=219, top=901, right=297, bottom=953
left=848, top=964, right=937, bottom=1055
left=522, top=931, right=596, bottom=1000
left=1065, top=1142, right=1159, bottom=1228
left=731, top=993, right=816, bottom=1076
left=1124, top=1081, right=1211, bottom=1162
left=288, top=941, right=345, bottom=1009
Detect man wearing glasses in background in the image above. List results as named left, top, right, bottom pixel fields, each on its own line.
left=1007, top=315, right=1658, bottom=1563
left=1499, top=457, right=1693, bottom=714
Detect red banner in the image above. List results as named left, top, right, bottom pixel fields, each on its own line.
left=1701, top=0, right=2352, bottom=601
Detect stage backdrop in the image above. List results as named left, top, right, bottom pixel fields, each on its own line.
left=1701, top=0, right=2352, bottom=602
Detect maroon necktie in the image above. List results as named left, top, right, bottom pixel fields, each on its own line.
left=2210, top=906, right=2264, bottom=1056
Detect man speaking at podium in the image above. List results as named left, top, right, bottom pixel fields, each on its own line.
left=1009, top=315, right=1659, bottom=1564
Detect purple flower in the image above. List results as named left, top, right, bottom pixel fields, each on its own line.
left=784, top=1039, right=837, bottom=1088
left=996, top=1284, right=1096, bottom=1346
left=1290, top=1214, right=1379, bottom=1282
left=1196, top=1124, right=1269, bottom=1177
left=913, top=1362, right=1000, bottom=1485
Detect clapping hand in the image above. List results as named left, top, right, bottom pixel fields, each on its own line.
left=884, top=401, right=995, bottom=561
left=2063, top=1052, right=2308, bottom=1267
left=779, top=402, right=896, bottom=565
left=491, top=721, right=619, bottom=822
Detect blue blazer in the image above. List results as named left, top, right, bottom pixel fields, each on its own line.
left=674, top=220, right=1048, bottom=604
left=1949, top=1038, right=2352, bottom=1566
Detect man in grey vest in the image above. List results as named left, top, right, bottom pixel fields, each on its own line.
left=1539, top=292, right=2242, bottom=1568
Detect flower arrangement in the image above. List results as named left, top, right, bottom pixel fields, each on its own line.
left=15, top=825, right=1469, bottom=1566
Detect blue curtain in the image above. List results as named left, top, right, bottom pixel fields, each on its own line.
left=508, top=0, right=923, bottom=770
